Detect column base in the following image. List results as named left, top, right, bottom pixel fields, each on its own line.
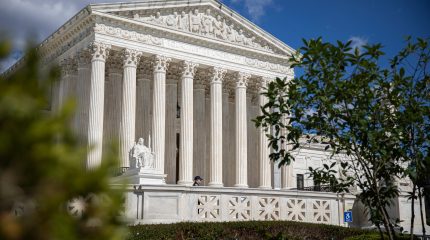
left=233, top=184, right=249, bottom=188
left=112, top=168, right=166, bottom=185
left=258, top=186, right=272, bottom=190
left=208, top=182, right=224, bottom=187
left=177, top=180, right=193, bottom=186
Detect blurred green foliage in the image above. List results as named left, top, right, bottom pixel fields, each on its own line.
left=0, top=40, right=127, bottom=240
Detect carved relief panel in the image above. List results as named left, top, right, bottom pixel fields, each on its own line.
left=130, top=8, right=276, bottom=53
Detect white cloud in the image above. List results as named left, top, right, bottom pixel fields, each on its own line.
left=348, top=36, right=368, bottom=53
left=0, top=0, right=120, bottom=72
left=230, top=0, right=274, bottom=22
left=0, top=0, right=275, bottom=71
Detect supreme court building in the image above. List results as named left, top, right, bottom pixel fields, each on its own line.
left=11, top=0, right=425, bottom=231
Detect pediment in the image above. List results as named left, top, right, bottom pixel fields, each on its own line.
left=90, top=0, right=294, bottom=56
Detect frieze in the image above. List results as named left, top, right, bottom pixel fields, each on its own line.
left=94, top=23, right=162, bottom=46
left=92, top=23, right=291, bottom=75
left=163, top=38, right=291, bottom=75
left=132, top=9, right=275, bottom=53
left=245, top=58, right=292, bottom=76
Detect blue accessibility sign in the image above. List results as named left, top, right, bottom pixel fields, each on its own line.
left=344, top=211, right=353, bottom=223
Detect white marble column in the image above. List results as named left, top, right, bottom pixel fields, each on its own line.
left=177, top=61, right=198, bottom=186
left=208, top=67, right=226, bottom=187
left=64, top=58, right=78, bottom=104
left=137, top=59, right=152, bottom=140
left=61, top=58, right=78, bottom=130
left=234, top=72, right=251, bottom=188
left=193, top=75, right=207, bottom=184
left=222, top=83, right=233, bottom=186
left=135, top=65, right=145, bottom=139
left=258, top=78, right=272, bottom=189
left=86, top=42, right=111, bottom=169
left=165, top=66, right=179, bottom=184
left=56, top=58, right=74, bottom=113
left=119, top=49, right=142, bottom=169
left=102, top=64, right=112, bottom=146
left=109, top=60, right=123, bottom=143
left=103, top=60, right=120, bottom=145
left=76, top=51, right=91, bottom=143
left=152, top=55, right=171, bottom=174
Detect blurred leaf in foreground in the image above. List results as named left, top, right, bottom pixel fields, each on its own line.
left=0, top=39, right=127, bottom=240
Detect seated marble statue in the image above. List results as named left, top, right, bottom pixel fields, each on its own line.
left=130, top=138, right=154, bottom=169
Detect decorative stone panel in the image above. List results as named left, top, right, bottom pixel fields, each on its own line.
left=228, top=196, right=251, bottom=220
left=256, top=197, right=280, bottom=220
left=311, top=200, right=331, bottom=223
left=197, top=195, right=220, bottom=220
left=286, top=198, right=306, bottom=221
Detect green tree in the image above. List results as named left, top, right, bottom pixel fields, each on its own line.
left=0, top=40, right=127, bottom=240
left=393, top=37, right=430, bottom=239
left=255, top=37, right=429, bottom=240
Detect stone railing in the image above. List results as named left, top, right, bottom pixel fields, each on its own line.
left=120, top=185, right=355, bottom=225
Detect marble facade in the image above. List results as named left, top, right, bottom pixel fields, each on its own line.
left=17, top=0, right=426, bottom=230
left=47, top=0, right=295, bottom=188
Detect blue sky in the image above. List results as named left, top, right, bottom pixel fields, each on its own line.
left=0, top=0, right=429, bottom=71
left=226, top=0, right=430, bottom=58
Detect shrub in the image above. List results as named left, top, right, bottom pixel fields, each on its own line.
left=129, top=221, right=372, bottom=240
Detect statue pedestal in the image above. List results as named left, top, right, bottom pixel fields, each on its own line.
left=112, top=168, right=166, bottom=185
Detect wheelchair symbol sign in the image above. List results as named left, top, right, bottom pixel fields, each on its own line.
left=344, top=211, right=353, bottom=223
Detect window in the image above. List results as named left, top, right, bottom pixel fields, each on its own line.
left=297, top=174, right=304, bottom=190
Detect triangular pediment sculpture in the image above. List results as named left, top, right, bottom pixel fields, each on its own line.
left=90, top=0, right=294, bottom=56
left=130, top=9, right=275, bottom=53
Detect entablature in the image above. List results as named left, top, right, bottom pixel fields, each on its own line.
left=11, top=0, right=295, bottom=81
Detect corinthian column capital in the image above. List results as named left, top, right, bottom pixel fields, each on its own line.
left=181, top=61, right=199, bottom=78
left=210, top=66, right=226, bottom=84
left=153, top=55, right=171, bottom=72
left=122, top=48, right=142, bottom=68
left=235, top=72, right=251, bottom=88
left=90, top=41, right=111, bottom=62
